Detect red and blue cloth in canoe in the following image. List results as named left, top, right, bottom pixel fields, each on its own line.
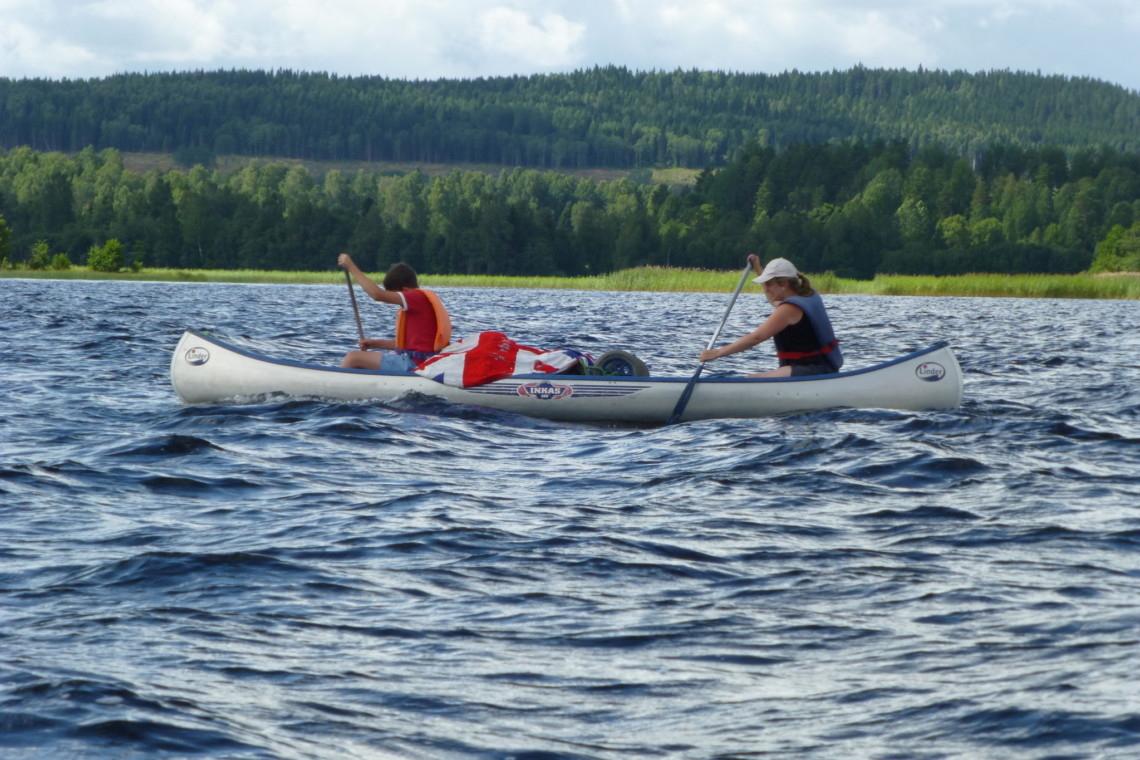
left=414, top=331, right=591, bottom=388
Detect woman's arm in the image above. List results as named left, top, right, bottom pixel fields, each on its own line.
left=699, top=303, right=801, bottom=362
left=338, top=253, right=404, bottom=306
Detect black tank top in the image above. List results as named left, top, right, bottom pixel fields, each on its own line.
left=772, top=308, right=820, bottom=366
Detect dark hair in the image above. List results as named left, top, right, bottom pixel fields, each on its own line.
left=768, top=275, right=815, bottom=297
left=382, top=262, right=418, bottom=291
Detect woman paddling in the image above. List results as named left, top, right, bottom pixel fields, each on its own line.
left=699, top=255, right=843, bottom=378
left=338, top=253, right=452, bottom=372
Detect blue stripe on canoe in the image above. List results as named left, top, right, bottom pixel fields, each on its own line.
left=467, top=384, right=653, bottom=397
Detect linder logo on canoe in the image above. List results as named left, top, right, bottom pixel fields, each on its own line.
left=915, top=362, right=945, bottom=382
left=185, top=347, right=211, bottom=366
left=517, top=381, right=574, bottom=400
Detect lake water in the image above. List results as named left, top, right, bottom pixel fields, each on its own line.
left=2, top=278, right=1138, bottom=758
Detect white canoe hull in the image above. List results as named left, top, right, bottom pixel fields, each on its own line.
left=170, top=330, right=963, bottom=423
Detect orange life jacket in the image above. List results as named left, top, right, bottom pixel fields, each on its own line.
left=394, top=289, right=452, bottom=352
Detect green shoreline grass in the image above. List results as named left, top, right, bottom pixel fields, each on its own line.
left=4, top=266, right=1138, bottom=299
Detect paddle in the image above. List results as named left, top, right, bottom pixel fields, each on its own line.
left=665, top=259, right=755, bottom=425
left=343, top=268, right=366, bottom=346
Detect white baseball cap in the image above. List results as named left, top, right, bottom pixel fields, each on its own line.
left=753, top=257, right=800, bottom=284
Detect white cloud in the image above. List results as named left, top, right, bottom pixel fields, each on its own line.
left=835, top=10, right=930, bottom=65
left=611, top=0, right=635, bottom=23
left=0, top=0, right=1136, bottom=90
left=476, top=7, right=585, bottom=69
left=85, top=0, right=229, bottom=63
left=0, top=19, right=100, bottom=78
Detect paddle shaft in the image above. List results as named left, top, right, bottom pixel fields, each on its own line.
left=344, top=269, right=366, bottom=344
left=666, top=261, right=755, bottom=424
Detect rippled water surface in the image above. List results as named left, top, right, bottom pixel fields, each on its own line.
left=2, top=278, right=1139, bottom=758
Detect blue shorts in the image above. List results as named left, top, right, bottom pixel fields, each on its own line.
left=789, top=363, right=837, bottom=377
left=379, top=351, right=416, bottom=373
left=379, top=350, right=433, bottom=374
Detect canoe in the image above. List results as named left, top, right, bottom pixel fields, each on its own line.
left=170, top=329, right=963, bottom=423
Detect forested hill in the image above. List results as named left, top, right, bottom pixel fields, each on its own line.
left=2, top=66, right=1138, bottom=169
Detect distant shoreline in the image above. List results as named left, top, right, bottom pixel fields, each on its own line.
left=3, top=267, right=1138, bottom=300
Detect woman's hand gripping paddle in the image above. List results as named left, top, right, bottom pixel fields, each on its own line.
left=665, top=259, right=755, bottom=425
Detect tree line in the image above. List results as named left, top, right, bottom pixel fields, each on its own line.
left=2, top=66, right=1138, bottom=170
left=2, top=139, right=1138, bottom=277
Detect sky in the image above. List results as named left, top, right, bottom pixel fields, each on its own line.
left=2, top=0, right=1139, bottom=92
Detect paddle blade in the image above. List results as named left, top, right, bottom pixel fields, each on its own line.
left=666, top=364, right=704, bottom=425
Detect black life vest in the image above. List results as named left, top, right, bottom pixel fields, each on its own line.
left=772, top=293, right=843, bottom=371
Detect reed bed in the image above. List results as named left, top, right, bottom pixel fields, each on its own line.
left=829, top=273, right=1140, bottom=300
left=427, top=267, right=734, bottom=292
left=4, top=266, right=1137, bottom=299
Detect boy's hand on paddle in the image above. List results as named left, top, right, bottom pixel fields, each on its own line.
left=338, top=252, right=354, bottom=269
left=700, top=348, right=719, bottom=362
